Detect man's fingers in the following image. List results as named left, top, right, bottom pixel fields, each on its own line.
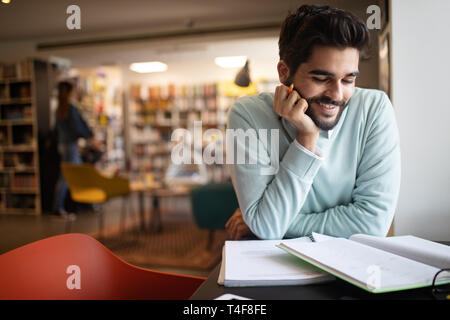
left=297, top=98, right=308, bottom=113
left=226, top=217, right=236, bottom=235
left=228, top=221, right=248, bottom=240
left=225, top=209, right=251, bottom=240
left=277, top=84, right=289, bottom=100
left=285, top=90, right=300, bottom=111
left=232, top=224, right=243, bottom=240
left=235, top=224, right=249, bottom=240
left=274, top=84, right=291, bottom=112
left=279, top=88, right=300, bottom=116
left=226, top=215, right=241, bottom=239
left=294, top=97, right=308, bottom=111
left=234, top=220, right=252, bottom=240
left=229, top=213, right=240, bottom=230
left=225, top=216, right=231, bottom=229
left=225, top=209, right=240, bottom=229
left=230, top=222, right=240, bottom=240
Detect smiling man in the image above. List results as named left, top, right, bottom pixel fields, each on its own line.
left=225, top=5, right=401, bottom=240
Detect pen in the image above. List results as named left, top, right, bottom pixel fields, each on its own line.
left=288, top=84, right=294, bottom=94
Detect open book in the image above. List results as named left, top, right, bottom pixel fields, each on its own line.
left=218, top=237, right=334, bottom=287
left=278, top=233, right=450, bottom=293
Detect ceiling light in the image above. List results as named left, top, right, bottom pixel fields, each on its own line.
left=214, top=56, right=247, bottom=69
left=2, top=0, right=11, bottom=3
left=130, top=62, right=168, bottom=73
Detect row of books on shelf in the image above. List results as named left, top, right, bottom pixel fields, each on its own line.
left=133, top=144, right=171, bottom=157
left=11, top=174, right=37, bottom=189
left=0, top=61, right=32, bottom=80
left=3, top=194, right=36, bottom=209
left=2, top=153, right=34, bottom=168
left=131, top=83, right=218, bottom=101
left=0, top=173, right=9, bottom=188
left=131, top=112, right=228, bottom=127
left=132, top=96, right=232, bottom=112
left=0, top=82, right=32, bottom=101
left=0, top=105, right=33, bottom=121
left=0, top=175, right=36, bottom=189
left=131, top=156, right=168, bottom=171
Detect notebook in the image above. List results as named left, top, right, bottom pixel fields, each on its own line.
left=277, top=233, right=450, bottom=293
left=217, top=236, right=334, bottom=287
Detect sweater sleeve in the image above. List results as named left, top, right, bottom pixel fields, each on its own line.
left=293, top=93, right=401, bottom=238
left=227, top=101, right=324, bottom=239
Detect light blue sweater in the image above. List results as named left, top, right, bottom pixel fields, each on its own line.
left=227, top=87, right=401, bottom=239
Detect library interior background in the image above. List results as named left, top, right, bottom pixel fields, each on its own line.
left=0, top=0, right=390, bottom=276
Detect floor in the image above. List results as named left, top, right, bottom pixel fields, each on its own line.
left=0, top=196, right=212, bottom=278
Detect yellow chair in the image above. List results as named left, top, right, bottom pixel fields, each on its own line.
left=61, top=162, right=133, bottom=238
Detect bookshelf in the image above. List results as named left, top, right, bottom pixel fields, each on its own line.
left=127, top=82, right=252, bottom=183
left=0, top=59, right=51, bottom=215
left=74, top=67, right=125, bottom=171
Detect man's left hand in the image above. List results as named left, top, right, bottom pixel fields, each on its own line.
left=225, top=208, right=254, bottom=240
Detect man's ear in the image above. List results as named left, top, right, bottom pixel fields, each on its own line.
left=277, top=60, right=290, bottom=86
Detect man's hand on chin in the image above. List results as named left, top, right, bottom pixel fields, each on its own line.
left=274, top=83, right=320, bottom=153
left=225, top=208, right=255, bottom=240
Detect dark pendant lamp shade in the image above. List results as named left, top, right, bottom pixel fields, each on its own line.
left=234, top=60, right=251, bottom=87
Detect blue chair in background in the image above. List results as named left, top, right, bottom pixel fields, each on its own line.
left=190, top=182, right=239, bottom=250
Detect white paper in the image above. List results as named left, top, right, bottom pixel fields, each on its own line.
left=349, top=234, right=450, bottom=270
left=281, top=237, right=448, bottom=292
left=311, top=232, right=337, bottom=242
left=221, top=237, right=333, bottom=287
left=217, top=246, right=226, bottom=285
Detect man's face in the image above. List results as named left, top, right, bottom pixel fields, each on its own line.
left=284, top=45, right=360, bottom=131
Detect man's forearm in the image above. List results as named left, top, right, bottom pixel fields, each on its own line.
left=296, top=132, right=319, bottom=154
left=230, top=139, right=323, bottom=239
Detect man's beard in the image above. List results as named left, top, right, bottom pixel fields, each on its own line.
left=284, top=78, right=348, bottom=131
left=305, top=95, right=348, bottom=131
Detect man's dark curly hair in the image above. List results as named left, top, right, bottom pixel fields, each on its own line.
left=279, top=5, right=370, bottom=75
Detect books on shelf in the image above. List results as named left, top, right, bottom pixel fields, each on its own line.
left=1, top=104, right=33, bottom=121
left=129, top=82, right=234, bottom=182
left=6, top=193, right=36, bottom=209
left=218, top=237, right=334, bottom=287
left=0, top=59, right=51, bottom=215
left=278, top=233, right=450, bottom=293
left=0, top=60, right=32, bottom=80
left=12, top=174, right=36, bottom=189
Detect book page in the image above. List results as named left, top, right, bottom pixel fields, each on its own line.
left=223, top=237, right=332, bottom=287
left=311, top=232, right=336, bottom=243
left=280, top=237, right=448, bottom=292
left=217, top=246, right=225, bottom=285
left=349, top=234, right=450, bottom=270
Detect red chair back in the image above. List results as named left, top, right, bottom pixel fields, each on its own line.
left=0, top=233, right=205, bottom=300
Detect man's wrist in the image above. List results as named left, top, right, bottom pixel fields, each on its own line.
left=296, top=132, right=319, bottom=154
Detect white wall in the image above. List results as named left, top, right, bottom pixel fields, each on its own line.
left=392, top=0, right=450, bottom=241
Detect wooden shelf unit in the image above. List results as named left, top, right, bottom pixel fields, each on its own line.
left=0, top=59, right=52, bottom=215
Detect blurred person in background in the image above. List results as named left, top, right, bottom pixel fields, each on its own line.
left=52, top=81, right=102, bottom=218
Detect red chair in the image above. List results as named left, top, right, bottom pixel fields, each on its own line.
left=0, top=233, right=205, bottom=300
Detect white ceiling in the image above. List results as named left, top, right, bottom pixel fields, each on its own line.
left=0, top=0, right=381, bottom=69
left=0, top=0, right=299, bottom=41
